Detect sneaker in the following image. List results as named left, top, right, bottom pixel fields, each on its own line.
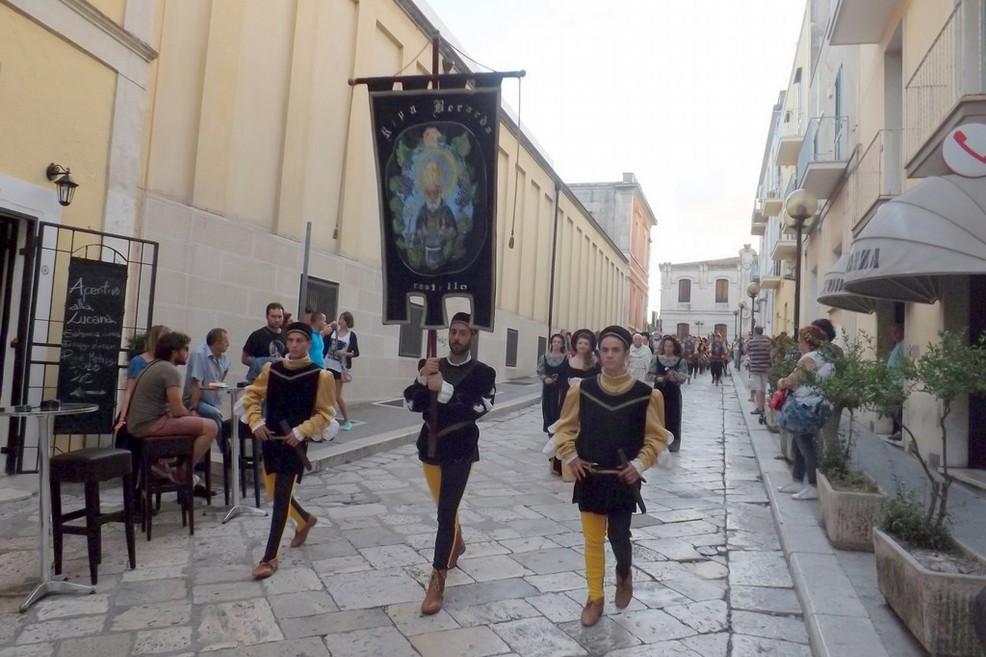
left=792, top=486, right=818, bottom=500
left=778, top=482, right=803, bottom=493
left=341, top=420, right=353, bottom=431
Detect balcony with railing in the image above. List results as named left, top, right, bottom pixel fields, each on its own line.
left=796, top=115, right=851, bottom=199
left=852, top=129, right=902, bottom=234
left=828, top=0, right=898, bottom=46
left=905, top=0, right=986, bottom=177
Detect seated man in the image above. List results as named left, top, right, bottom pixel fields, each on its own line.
left=183, top=328, right=231, bottom=450
left=128, top=331, right=218, bottom=483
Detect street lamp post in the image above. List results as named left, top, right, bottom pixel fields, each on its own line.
left=733, top=309, right=739, bottom=340
left=746, top=281, right=761, bottom=337
left=784, top=189, right=819, bottom=334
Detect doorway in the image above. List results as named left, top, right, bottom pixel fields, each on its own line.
left=968, top=276, right=986, bottom=469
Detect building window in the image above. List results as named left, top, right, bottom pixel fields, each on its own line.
left=506, top=328, right=519, bottom=367
left=537, top=335, right=547, bottom=360
left=715, top=278, right=729, bottom=303
left=715, top=323, right=728, bottom=339
left=398, top=303, right=424, bottom=358
left=678, top=279, right=691, bottom=303
left=302, top=276, right=339, bottom=320
left=676, top=323, right=690, bottom=339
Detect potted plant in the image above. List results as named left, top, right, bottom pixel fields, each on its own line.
left=813, top=332, right=891, bottom=551
left=873, top=330, right=986, bottom=657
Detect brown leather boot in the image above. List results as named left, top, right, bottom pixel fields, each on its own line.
left=615, top=571, right=633, bottom=609
left=420, top=568, right=447, bottom=615
left=580, top=597, right=604, bottom=626
left=448, top=533, right=466, bottom=569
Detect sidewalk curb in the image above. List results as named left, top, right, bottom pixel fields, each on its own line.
left=306, top=392, right=541, bottom=472
left=732, top=372, right=891, bottom=657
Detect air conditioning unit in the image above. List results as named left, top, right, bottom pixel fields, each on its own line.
left=781, top=262, right=795, bottom=280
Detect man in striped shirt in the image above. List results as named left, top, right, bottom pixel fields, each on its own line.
left=746, top=326, right=773, bottom=415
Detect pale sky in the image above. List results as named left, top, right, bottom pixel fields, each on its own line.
left=421, top=0, right=806, bottom=314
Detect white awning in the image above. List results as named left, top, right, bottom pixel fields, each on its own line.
left=843, top=175, right=986, bottom=303
left=817, top=254, right=876, bottom=313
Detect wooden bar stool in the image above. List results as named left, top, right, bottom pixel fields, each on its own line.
left=137, top=434, right=196, bottom=540
left=50, top=447, right=136, bottom=585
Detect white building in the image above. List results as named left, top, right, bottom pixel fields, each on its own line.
left=659, top=245, right=758, bottom=341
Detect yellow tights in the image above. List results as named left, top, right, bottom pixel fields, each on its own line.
left=581, top=512, right=608, bottom=601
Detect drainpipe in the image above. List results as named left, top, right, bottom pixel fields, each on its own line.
left=546, top=181, right=561, bottom=338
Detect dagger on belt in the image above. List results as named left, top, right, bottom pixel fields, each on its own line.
left=617, top=448, right=647, bottom=513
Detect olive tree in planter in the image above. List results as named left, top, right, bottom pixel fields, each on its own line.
left=814, top=332, right=893, bottom=552
left=873, top=330, right=986, bottom=657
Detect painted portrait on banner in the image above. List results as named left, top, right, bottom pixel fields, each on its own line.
left=370, top=88, right=500, bottom=330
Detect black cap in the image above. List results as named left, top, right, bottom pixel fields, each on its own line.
left=598, top=325, right=632, bottom=349
left=284, top=321, right=313, bottom=342
left=450, top=312, right=472, bottom=329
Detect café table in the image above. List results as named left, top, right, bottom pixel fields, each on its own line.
left=216, top=385, right=268, bottom=523
left=0, top=402, right=99, bottom=612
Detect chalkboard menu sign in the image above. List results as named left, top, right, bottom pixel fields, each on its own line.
left=55, top=258, right=128, bottom=434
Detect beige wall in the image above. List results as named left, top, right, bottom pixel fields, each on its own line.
left=140, top=0, right=627, bottom=400
left=0, top=5, right=115, bottom=230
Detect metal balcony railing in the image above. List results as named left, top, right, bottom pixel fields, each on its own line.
left=854, top=129, right=902, bottom=227
left=796, top=116, right=850, bottom=185
left=904, top=0, right=986, bottom=161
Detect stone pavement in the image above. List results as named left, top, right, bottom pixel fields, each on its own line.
left=0, top=372, right=898, bottom=656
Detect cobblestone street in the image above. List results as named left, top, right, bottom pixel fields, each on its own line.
left=0, top=374, right=813, bottom=657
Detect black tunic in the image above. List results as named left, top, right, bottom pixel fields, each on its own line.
left=260, top=360, right=322, bottom=480
left=538, top=354, right=567, bottom=432
left=572, top=376, right=651, bottom=514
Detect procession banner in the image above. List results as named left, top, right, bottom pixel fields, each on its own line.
left=369, top=87, right=500, bottom=330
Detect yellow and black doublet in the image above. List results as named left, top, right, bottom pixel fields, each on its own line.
left=243, top=357, right=335, bottom=565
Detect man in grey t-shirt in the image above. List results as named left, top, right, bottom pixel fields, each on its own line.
left=129, top=332, right=217, bottom=484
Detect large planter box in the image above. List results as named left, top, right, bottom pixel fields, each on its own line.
left=873, top=528, right=986, bottom=657
left=779, top=429, right=792, bottom=461
left=817, top=471, right=885, bottom=552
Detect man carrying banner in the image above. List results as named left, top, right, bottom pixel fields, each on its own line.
left=553, top=325, right=668, bottom=627
left=404, top=312, right=496, bottom=615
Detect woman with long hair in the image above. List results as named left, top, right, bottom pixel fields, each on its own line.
left=537, top=333, right=567, bottom=433
left=324, top=311, right=360, bottom=431
left=551, top=328, right=600, bottom=475
left=648, top=335, right=688, bottom=452
left=776, top=325, right=834, bottom=500
left=115, top=324, right=170, bottom=433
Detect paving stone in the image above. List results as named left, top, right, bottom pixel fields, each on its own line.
left=385, top=602, right=461, bottom=636
left=132, top=627, right=193, bottom=654
left=457, top=554, right=531, bottom=582
left=110, top=600, right=191, bottom=631
left=324, top=626, right=418, bottom=657
left=728, top=551, right=793, bottom=588
left=524, top=592, right=585, bottom=623
left=680, top=632, right=729, bottom=657
left=604, top=642, right=704, bottom=657
left=445, top=597, right=539, bottom=626
left=34, top=594, right=111, bottom=620
left=268, top=590, right=339, bottom=618
left=54, top=633, right=133, bottom=657
left=279, top=607, right=391, bottom=639
left=359, top=544, right=430, bottom=568
left=663, top=599, right=729, bottom=633
left=560, top=615, right=641, bottom=653
left=497, top=536, right=561, bottom=553
left=730, top=634, right=813, bottom=657
left=16, top=615, right=105, bottom=644
left=729, top=585, right=802, bottom=615
left=627, top=581, right=693, bottom=609
left=312, top=554, right=371, bottom=574
left=660, top=575, right=727, bottom=602
left=192, top=581, right=265, bottom=605
left=610, top=608, right=697, bottom=642
left=492, top=617, right=587, bottom=657
left=203, top=637, right=332, bottom=657
left=196, top=598, right=283, bottom=648
left=409, top=626, right=510, bottom=657
left=325, top=568, right=424, bottom=609
left=636, top=538, right=705, bottom=561
left=689, top=560, right=729, bottom=579
left=524, top=572, right=585, bottom=593
left=509, top=548, right=585, bottom=575
left=0, top=644, right=54, bottom=657
left=113, top=579, right=188, bottom=606
left=731, top=610, right=809, bottom=644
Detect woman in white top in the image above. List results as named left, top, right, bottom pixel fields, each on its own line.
left=776, top=324, right=834, bottom=500
left=324, top=311, right=360, bottom=431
